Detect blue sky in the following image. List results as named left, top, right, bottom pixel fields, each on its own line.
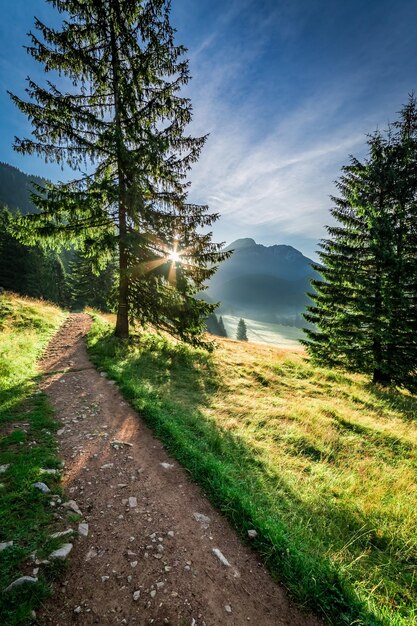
left=1, top=0, right=417, bottom=259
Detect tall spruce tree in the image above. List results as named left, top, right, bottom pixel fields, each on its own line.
left=10, top=0, right=228, bottom=343
left=236, top=318, right=248, bottom=341
left=303, top=97, right=417, bottom=390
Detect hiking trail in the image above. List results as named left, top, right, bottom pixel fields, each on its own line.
left=38, top=313, right=321, bottom=626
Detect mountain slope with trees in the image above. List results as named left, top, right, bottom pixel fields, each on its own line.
left=0, top=162, right=46, bottom=215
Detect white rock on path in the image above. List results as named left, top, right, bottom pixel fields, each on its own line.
left=193, top=512, right=211, bottom=527
left=247, top=529, right=258, bottom=539
left=160, top=462, right=174, bottom=469
left=49, top=543, right=73, bottom=560
left=62, top=500, right=82, bottom=515
left=4, top=576, right=38, bottom=592
left=0, top=541, right=13, bottom=552
left=78, top=523, right=89, bottom=537
left=133, top=590, right=140, bottom=601
left=128, top=496, right=137, bottom=508
left=212, top=548, right=231, bottom=567
left=225, top=605, right=232, bottom=613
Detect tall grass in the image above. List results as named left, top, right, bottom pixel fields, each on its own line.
left=88, top=316, right=417, bottom=626
left=0, top=294, right=66, bottom=626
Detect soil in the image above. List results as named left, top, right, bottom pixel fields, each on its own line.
left=38, top=314, right=321, bottom=626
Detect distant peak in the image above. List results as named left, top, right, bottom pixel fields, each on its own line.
left=225, top=238, right=257, bottom=251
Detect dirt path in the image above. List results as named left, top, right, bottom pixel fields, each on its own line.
left=38, top=314, right=321, bottom=626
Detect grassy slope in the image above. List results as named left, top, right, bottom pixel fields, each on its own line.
left=0, top=294, right=66, bottom=625
left=221, top=314, right=304, bottom=348
left=88, top=317, right=417, bottom=626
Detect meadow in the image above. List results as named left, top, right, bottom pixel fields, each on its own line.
left=88, top=316, right=417, bottom=626
left=0, top=294, right=66, bottom=625
left=221, top=314, right=304, bottom=348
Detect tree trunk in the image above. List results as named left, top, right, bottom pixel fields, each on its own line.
left=110, top=9, right=129, bottom=339
left=372, top=368, right=391, bottom=386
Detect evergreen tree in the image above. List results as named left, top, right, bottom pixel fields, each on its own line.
left=218, top=316, right=227, bottom=337
left=236, top=318, right=248, bottom=341
left=206, top=313, right=228, bottom=338
left=0, top=205, right=69, bottom=305
left=69, top=253, right=116, bottom=312
left=304, top=97, right=417, bottom=390
left=10, top=0, right=229, bottom=343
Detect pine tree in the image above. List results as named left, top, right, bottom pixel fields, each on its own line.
left=236, top=318, right=248, bottom=341
left=10, top=0, right=229, bottom=343
left=206, top=313, right=228, bottom=338
left=69, top=253, right=116, bottom=312
left=303, top=97, right=417, bottom=390
left=218, top=316, right=227, bottom=337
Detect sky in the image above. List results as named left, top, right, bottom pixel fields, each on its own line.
left=1, top=0, right=417, bottom=260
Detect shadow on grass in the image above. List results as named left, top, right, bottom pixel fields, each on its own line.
left=364, top=382, right=417, bottom=423
left=86, top=328, right=417, bottom=626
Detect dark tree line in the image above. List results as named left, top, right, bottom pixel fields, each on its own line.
left=304, top=97, right=417, bottom=391
left=0, top=205, right=115, bottom=310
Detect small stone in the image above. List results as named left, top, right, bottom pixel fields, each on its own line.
left=50, top=529, right=73, bottom=539
left=4, top=576, right=38, bottom=592
left=49, top=543, right=73, bottom=560
left=167, top=531, right=174, bottom=538
left=33, top=482, right=50, bottom=494
left=40, top=468, right=60, bottom=476
left=101, top=576, right=110, bottom=582
left=78, top=523, right=89, bottom=537
left=164, top=566, right=172, bottom=572
left=0, top=541, right=13, bottom=552
left=0, top=464, right=10, bottom=474
left=156, top=582, right=165, bottom=589
left=86, top=547, right=98, bottom=560
left=74, top=606, right=82, bottom=613
left=160, top=462, right=174, bottom=469
left=150, top=589, right=156, bottom=598
left=133, top=590, right=141, bottom=601
left=128, top=497, right=137, bottom=508
left=225, top=605, right=232, bottom=613
left=193, top=512, right=211, bottom=527
left=100, top=463, right=114, bottom=469
left=62, top=500, right=82, bottom=515
left=212, top=548, right=231, bottom=567
left=247, top=529, right=258, bottom=539
left=157, top=544, right=164, bottom=553
left=130, top=561, right=138, bottom=568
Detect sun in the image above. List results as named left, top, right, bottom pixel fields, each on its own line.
left=168, top=249, right=181, bottom=263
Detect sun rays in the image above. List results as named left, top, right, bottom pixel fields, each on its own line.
left=130, top=234, right=195, bottom=287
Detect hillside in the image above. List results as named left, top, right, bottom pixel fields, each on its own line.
left=0, top=162, right=47, bottom=215
left=205, top=238, right=319, bottom=324
left=89, top=316, right=417, bottom=625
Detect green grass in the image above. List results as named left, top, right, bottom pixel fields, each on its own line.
left=0, top=293, right=66, bottom=626
left=88, top=316, right=417, bottom=626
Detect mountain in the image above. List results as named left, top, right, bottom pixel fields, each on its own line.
left=0, top=162, right=47, bottom=214
left=205, top=238, right=319, bottom=325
